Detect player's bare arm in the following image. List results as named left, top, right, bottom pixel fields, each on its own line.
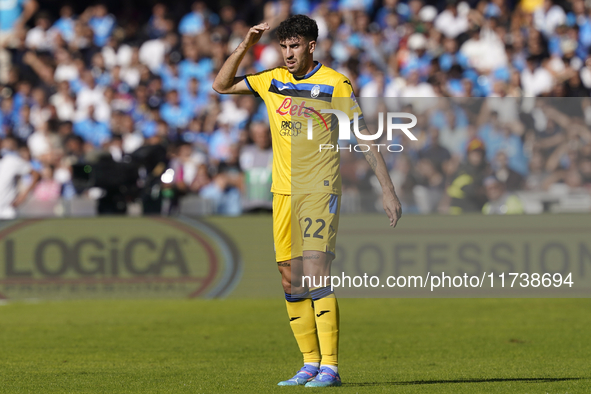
left=12, top=170, right=40, bottom=208
left=212, top=22, right=269, bottom=94
left=357, top=128, right=402, bottom=228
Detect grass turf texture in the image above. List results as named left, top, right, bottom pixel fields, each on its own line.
left=0, top=298, right=589, bottom=393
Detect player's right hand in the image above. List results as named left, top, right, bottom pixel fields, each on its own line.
left=243, top=23, right=270, bottom=49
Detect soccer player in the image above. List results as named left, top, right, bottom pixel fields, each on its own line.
left=213, top=15, right=401, bottom=387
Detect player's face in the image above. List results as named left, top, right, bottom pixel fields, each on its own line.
left=279, top=36, right=315, bottom=75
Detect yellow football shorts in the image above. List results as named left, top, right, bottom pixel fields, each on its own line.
left=273, top=193, right=340, bottom=262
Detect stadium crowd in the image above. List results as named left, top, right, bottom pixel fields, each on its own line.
left=1, top=0, right=591, bottom=217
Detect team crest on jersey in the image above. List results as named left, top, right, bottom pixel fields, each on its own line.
left=311, top=85, right=320, bottom=98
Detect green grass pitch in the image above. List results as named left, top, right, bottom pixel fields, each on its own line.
left=0, top=298, right=590, bottom=393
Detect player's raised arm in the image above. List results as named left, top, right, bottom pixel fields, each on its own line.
left=212, top=22, right=269, bottom=95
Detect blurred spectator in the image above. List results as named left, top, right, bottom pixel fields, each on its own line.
left=25, top=12, right=53, bottom=51
left=447, top=139, right=491, bottom=214
left=73, top=106, right=111, bottom=147
left=460, top=27, right=508, bottom=74
left=534, top=0, right=566, bottom=38
left=50, top=80, right=76, bottom=121
left=0, top=0, right=38, bottom=82
left=147, top=3, right=169, bottom=39
left=0, top=136, right=40, bottom=218
left=493, top=150, right=525, bottom=191
left=200, top=171, right=242, bottom=216
left=580, top=155, right=591, bottom=186
left=434, top=0, right=468, bottom=39
left=522, top=56, right=554, bottom=96
left=12, top=103, right=33, bottom=142
left=525, top=151, right=549, bottom=191
left=28, top=120, right=54, bottom=160
left=402, top=33, right=432, bottom=81
left=160, top=90, right=191, bottom=129
left=52, top=5, right=76, bottom=43
left=209, top=118, right=240, bottom=164
left=436, top=111, right=468, bottom=159
left=163, top=142, right=206, bottom=212
left=414, top=158, right=445, bottom=213
left=191, top=163, right=212, bottom=193
left=482, top=176, right=524, bottom=214
left=119, top=113, right=144, bottom=154
left=478, top=111, right=528, bottom=175
left=418, top=128, right=451, bottom=173
left=240, top=121, right=273, bottom=210
left=32, top=165, right=61, bottom=201
left=172, top=141, right=206, bottom=191
left=87, top=3, right=115, bottom=47
left=179, top=2, right=208, bottom=36
left=139, top=31, right=177, bottom=73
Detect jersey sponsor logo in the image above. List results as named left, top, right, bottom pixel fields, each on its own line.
left=311, top=85, right=320, bottom=98
left=275, top=98, right=330, bottom=134
left=279, top=120, right=303, bottom=137
left=276, top=97, right=316, bottom=117
left=0, top=217, right=242, bottom=300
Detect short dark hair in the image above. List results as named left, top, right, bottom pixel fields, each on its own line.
left=276, top=15, right=318, bottom=43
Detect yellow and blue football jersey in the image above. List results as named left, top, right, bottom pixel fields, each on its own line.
left=244, top=62, right=359, bottom=196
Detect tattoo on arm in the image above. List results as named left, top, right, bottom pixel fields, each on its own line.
left=277, top=262, right=291, bottom=267
left=363, top=150, right=377, bottom=171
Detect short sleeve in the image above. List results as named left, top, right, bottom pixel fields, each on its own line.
left=331, top=76, right=366, bottom=129
left=332, top=76, right=354, bottom=98
left=243, top=68, right=276, bottom=98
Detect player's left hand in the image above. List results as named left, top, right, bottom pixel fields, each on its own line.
left=383, top=193, right=402, bottom=228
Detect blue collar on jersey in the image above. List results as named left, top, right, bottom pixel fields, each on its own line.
left=293, top=61, right=322, bottom=80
